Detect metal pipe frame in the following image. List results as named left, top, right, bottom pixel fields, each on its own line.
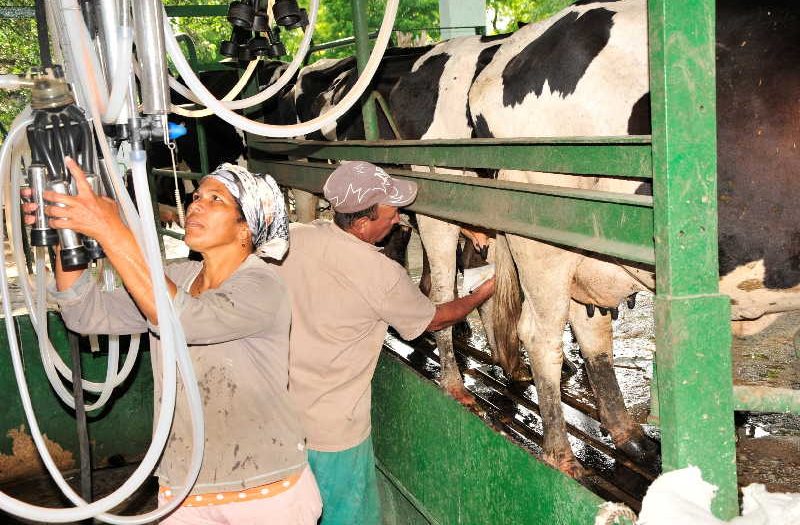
left=132, top=0, right=170, bottom=115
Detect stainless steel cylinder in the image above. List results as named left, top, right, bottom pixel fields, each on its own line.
left=28, top=165, right=59, bottom=246
left=132, top=0, right=170, bottom=114
left=48, top=180, right=90, bottom=268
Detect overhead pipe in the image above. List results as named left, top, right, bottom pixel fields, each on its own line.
left=132, top=0, right=170, bottom=115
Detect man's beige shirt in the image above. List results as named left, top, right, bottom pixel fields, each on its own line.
left=275, top=221, right=436, bottom=452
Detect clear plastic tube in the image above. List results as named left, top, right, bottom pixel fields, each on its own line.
left=169, top=0, right=319, bottom=118
left=0, top=116, right=176, bottom=522
left=169, top=58, right=259, bottom=117
left=42, top=57, right=204, bottom=518
left=163, top=0, right=399, bottom=137
left=0, top=19, right=204, bottom=521
left=0, top=118, right=201, bottom=525
left=60, top=0, right=109, bottom=115
left=102, top=26, right=134, bottom=124
left=8, top=146, right=128, bottom=407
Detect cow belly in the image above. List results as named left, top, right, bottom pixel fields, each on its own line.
left=720, top=259, right=800, bottom=319
left=571, top=257, right=648, bottom=307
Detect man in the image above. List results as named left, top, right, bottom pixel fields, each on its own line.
left=275, top=160, right=495, bottom=525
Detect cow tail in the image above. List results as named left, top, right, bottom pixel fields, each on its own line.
left=492, top=232, right=524, bottom=377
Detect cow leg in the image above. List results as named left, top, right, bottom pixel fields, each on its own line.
left=517, top=299, right=585, bottom=476
left=292, top=189, right=318, bottom=223
left=508, top=237, right=584, bottom=476
left=568, top=300, right=655, bottom=461
left=416, top=213, right=475, bottom=405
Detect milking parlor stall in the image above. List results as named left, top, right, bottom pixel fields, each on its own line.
left=0, top=0, right=799, bottom=523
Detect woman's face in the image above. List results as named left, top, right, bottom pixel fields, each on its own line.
left=183, top=178, right=249, bottom=253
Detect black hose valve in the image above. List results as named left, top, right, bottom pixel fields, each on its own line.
left=273, top=0, right=307, bottom=29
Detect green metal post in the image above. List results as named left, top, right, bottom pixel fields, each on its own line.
left=351, top=0, right=380, bottom=140
left=648, top=0, right=738, bottom=518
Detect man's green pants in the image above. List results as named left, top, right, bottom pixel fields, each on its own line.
left=307, top=435, right=381, bottom=525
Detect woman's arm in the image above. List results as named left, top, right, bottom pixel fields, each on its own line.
left=39, top=157, right=176, bottom=324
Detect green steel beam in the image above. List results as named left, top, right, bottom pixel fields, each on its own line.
left=351, top=0, right=380, bottom=140
left=250, top=159, right=656, bottom=264
left=0, top=5, right=227, bottom=19
left=649, top=0, right=738, bottom=519
left=308, top=31, right=378, bottom=53
left=248, top=137, right=653, bottom=178
left=733, top=386, right=800, bottom=414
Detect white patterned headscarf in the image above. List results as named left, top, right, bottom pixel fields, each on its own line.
left=204, top=163, right=289, bottom=260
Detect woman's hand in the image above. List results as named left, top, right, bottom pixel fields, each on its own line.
left=21, top=187, right=36, bottom=226
left=42, top=157, right=123, bottom=244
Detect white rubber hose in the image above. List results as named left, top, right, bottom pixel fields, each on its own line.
left=0, top=118, right=204, bottom=525
left=7, top=140, right=135, bottom=407
left=102, top=26, right=134, bottom=124
left=169, top=0, right=319, bottom=118
left=0, top=116, right=172, bottom=522
left=169, top=57, right=259, bottom=116
left=163, top=0, right=399, bottom=137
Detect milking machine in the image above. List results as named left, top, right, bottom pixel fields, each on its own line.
left=26, top=74, right=105, bottom=266
left=0, top=0, right=401, bottom=522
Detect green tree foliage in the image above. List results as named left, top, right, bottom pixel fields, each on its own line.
left=487, top=0, right=572, bottom=33
left=0, top=0, right=37, bottom=133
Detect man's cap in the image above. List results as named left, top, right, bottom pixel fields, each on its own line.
left=323, top=161, right=418, bottom=213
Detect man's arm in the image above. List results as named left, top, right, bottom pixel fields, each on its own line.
left=426, top=277, right=495, bottom=332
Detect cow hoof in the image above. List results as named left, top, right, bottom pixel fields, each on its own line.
left=452, top=320, right=473, bottom=340
left=510, top=366, right=533, bottom=383
left=544, top=451, right=589, bottom=479
left=444, top=383, right=477, bottom=407
left=617, top=435, right=660, bottom=462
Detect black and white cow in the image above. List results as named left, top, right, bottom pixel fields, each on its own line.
left=462, top=0, right=800, bottom=476
left=387, top=33, right=515, bottom=403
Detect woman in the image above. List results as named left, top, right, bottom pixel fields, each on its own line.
left=24, top=158, right=321, bottom=524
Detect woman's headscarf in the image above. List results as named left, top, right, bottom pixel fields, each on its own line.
left=203, top=163, right=289, bottom=260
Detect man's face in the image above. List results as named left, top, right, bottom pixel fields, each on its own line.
left=359, top=204, right=400, bottom=244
